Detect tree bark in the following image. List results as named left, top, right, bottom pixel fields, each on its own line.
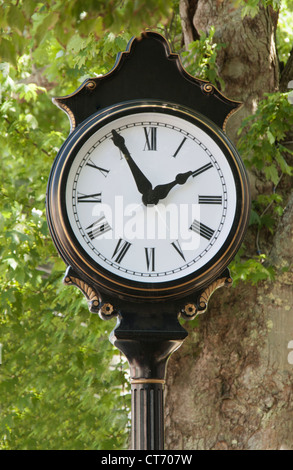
left=179, top=0, right=200, bottom=48
left=183, top=0, right=279, bottom=140
left=164, top=0, right=293, bottom=450
left=165, top=192, right=293, bottom=450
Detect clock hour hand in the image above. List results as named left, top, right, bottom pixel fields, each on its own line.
left=111, top=130, right=153, bottom=198
left=150, top=162, right=214, bottom=202
left=145, top=171, right=193, bottom=204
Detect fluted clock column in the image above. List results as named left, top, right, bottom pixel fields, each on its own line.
left=131, top=380, right=164, bottom=450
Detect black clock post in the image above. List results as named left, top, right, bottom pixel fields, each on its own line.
left=47, top=32, right=250, bottom=450
left=109, top=302, right=188, bottom=450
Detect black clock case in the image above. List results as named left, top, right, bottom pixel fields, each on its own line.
left=46, top=99, right=250, bottom=303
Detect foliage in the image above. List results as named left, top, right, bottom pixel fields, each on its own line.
left=277, top=0, right=293, bottom=62
left=0, top=58, right=131, bottom=449
left=238, top=92, right=293, bottom=185
left=181, top=27, right=226, bottom=89
left=230, top=250, right=276, bottom=285
left=0, top=0, right=293, bottom=450
left=235, top=0, right=282, bottom=17
left=230, top=92, right=293, bottom=284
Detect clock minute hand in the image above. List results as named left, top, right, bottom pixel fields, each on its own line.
left=147, top=171, right=193, bottom=204
left=111, top=130, right=153, bottom=197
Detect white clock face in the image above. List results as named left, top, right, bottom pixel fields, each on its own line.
left=64, top=106, right=237, bottom=286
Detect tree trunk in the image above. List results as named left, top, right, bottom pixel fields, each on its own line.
left=186, top=0, right=279, bottom=140
left=164, top=1, right=293, bottom=450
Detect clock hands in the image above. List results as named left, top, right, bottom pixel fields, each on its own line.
left=146, top=165, right=214, bottom=203
left=148, top=164, right=216, bottom=203
left=111, top=129, right=212, bottom=205
left=111, top=130, right=153, bottom=198
left=145, top=171, right=193, bottom=204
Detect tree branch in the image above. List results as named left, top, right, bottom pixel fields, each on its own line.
left=280, top=47, right=293, bottom=92
left=18, top=65, right=57, bottom=91
left=179, top=0, right=200, bottom=50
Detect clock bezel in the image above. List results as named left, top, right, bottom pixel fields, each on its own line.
left=46, top=100, right=250, bottom=301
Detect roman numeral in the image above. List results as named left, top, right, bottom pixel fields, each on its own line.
left=112, top=238, right=132, bottom=264
left=171, top=240, right=186, bottom=261
left=190, top=219, right=215, bottom=241
left=77, top=192, right=102, bottom=203
left=143, top=127, right=157, bottom=151
left=172, top=137, right=187, bottom=158
left=86, top=159, right=110, bottom=177
left=86, top=216, right=111, bottom=240
left=192, top=162, right=213, bottom=178
left=198, top=195, right=222, bottom=204
left=145, top=247, right=155, bottom=271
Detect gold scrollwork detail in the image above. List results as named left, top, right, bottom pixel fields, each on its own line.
left=63, top=271, right=100, bottom=312
left=85, top=80, right=97, bottom=90
left=62, top=268, right=118, bottom=319
left=182, top=303, right=197, bottom=318
left=202, top=83, right=214, bottom=94
left=99, top=302, right=114, bottom=317
left=53, top=100, right=76, bottom=130
left=181, top=274, right=233, bottom=320
left=198, top=276, right=233, bottom=312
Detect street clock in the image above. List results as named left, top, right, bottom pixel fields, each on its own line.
left=47, top=32, right=250, bottom=311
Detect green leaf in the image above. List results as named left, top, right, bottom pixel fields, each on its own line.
left=35, top=12, right=59, bottom=44
left=7, top=5, right=25, bottom=35
left=0, top=38, right=16, bottom=66
left=264, top=165, right=279, bottom=185
left=275, top=150, right=293, bottom=175
left=5, top=258, right=18, bottom=270
left=266, top=130, right=275, bottom=144
left=249, top=210, right=261, bottom=227
left=67, top=34, right=85, bottom=54
left=22, top=0, right=37, bottom=18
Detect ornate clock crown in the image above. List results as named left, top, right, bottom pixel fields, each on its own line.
left=53, top=31, right=242, bottom=132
